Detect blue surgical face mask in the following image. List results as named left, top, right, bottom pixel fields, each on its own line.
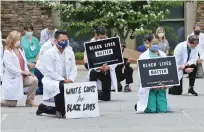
left=26, top=32, right=33, bottom=38
left=150, top=45, right=159, bottom=52
left=57, top=40, right=69, bottom=49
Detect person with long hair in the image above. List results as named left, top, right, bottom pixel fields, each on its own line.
left=156, top=27, right=170, bottom=55
left=1, top=30, right=38, bottom=107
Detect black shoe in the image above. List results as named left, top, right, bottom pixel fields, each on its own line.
left=134, top=104, right=137, bottom=111
left=36, top=103, right=46, bottom=115
left=118, top=83, right=122, bottom=92
left=55, top=111, right=63, bottom=119
left=188, top=87, right=198, bottom=96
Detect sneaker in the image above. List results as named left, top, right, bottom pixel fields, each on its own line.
left=188, top=87, right=198, bottom=96
left=124, top=85, right=132, bottom=92
left=26, top=100, right=38, bottom=107
left=55, top=111, right=63, bottom=119
left=36, top=103, right=46, bottom=115
left=118, top=83, right=123, bottom=92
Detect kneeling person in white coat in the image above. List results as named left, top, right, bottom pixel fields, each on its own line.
left=169, top=35, right=199, bottom=96
left=1, top=30, right=38, bottom=107
left=136, top=39, right=170, bottom=113
left=36, top=31, right=77, bottom=118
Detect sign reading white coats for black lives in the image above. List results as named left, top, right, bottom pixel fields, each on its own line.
left=64, top=82, right=100, bottom=119
left=138, top=56, right=180, bottom=88
left=84, top=37, right=124, bottom=69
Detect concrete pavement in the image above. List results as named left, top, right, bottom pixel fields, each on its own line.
left=1, top=70, right=204, bottom=132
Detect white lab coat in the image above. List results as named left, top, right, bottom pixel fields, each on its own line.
left=41, top=46, right=77, bottom=100
left=187, top=33, right=204, bottom=72
left=174, top=41, right=199, bottom=80
left=136, top=49, right=170, bottom=112
left=35, top=39, right=53, bottom=75
left=85, top=38, right=118, bottom=92
left=2, top=49, right=29, bottom=100
left=0, top=31, right=3, bottom=82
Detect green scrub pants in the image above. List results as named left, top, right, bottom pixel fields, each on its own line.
left=144, top=89, right=167, bottom=113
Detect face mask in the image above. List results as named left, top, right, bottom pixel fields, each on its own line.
left=26, top=32, right=33, bottom=38
left=57, top=40, right=69, bottom=49
left=150, top=45, right=159, bottom=52
left=15, top=41, right=21, bottom=47
left=194, top=30, right=200, bottom=36
left=188, top=44, right=195, bottom=49
left=158, top=33, right=164, bottom=38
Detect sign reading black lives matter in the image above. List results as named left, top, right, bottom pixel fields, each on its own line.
left=64, top=82, right=100, bottom=119
left=138, top=56, right=180, bottom=88
left=84, top=37, right=124, bottom=69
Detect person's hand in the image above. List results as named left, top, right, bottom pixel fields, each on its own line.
left=185, top=68, right=193, bottom=73
left=28, top=63, right=35, bottom=70
left=152, top=85, right=168, bottom=90
left=101, top=64, right=109, bottom=72
left=178, top=64, right=186, bottom=70
left=197, top=58, right=202, bottom=64
left=63, top=79, right=73, bottom=83
left=128, top=58, right=136, bottom=63
left=22, top=70, right=32, bottom=76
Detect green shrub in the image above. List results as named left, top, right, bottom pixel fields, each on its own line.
left=75, top=52, right=84, bottom=60
left=169, top=48, right=174, bottom=56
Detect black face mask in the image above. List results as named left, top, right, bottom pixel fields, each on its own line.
left=194, top=30, right=201, bottom=36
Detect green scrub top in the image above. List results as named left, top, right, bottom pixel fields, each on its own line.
left=21, top=36, right=40, bottom=73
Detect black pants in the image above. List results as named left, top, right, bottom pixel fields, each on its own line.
left=90, top=69, right=111, bottom=101
left=169, top=64, right=197, bottom=95
left=34, top=68, right=44, bottom=93
left=115, top=63, right=133, bottom=85
left=42, top=81, right=66, bottom=116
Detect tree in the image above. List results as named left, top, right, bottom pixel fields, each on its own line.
left=54, top=0, right=183, bottom=40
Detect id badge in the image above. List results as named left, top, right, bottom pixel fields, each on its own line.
left=30, top=45, right=35, bottom=51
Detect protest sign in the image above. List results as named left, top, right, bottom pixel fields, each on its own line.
left=84, top=37, right=124, bottom=69
left=138, top=56, right=179, bottom=88
left=123, top=48, right=141, bottom=61
left=64, top=82, right=100, bottom=119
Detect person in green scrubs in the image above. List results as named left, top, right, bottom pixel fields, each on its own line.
left=21, top=24, right=40, bottom=74
left=144, top=39, right=168, bottom=113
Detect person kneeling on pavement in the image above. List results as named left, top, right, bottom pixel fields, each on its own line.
left=115, top=41, right=134, bottom=92
left=135, top=39, right=170, bottom=113
left=36, top=30, right=77, bottom=118
left=1, top=30, right=38, bottom=107
left=83, top=26, right=118, bottom=101
left=168, top=35, right=199, bottom=96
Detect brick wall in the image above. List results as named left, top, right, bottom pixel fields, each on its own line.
left=1, top=1, right=52, bottom=39
left=196, top=2, right=204, bottom=31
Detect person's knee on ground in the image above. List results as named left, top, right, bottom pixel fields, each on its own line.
left=1, top=100, right=17, bottom=107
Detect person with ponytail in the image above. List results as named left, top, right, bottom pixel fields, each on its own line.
left=1, top=30, right=38, bottom=107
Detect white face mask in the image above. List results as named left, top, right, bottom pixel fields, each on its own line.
left=15, top=41, right=21, bottom=47
left=158, top=33, right=164, bottom=38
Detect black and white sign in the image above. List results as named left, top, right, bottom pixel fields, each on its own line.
left=84, top=37, right=124, bottom=69
left=64, top=82, right=100, bottom=119
left=138, top=56, right=179, bottom=88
